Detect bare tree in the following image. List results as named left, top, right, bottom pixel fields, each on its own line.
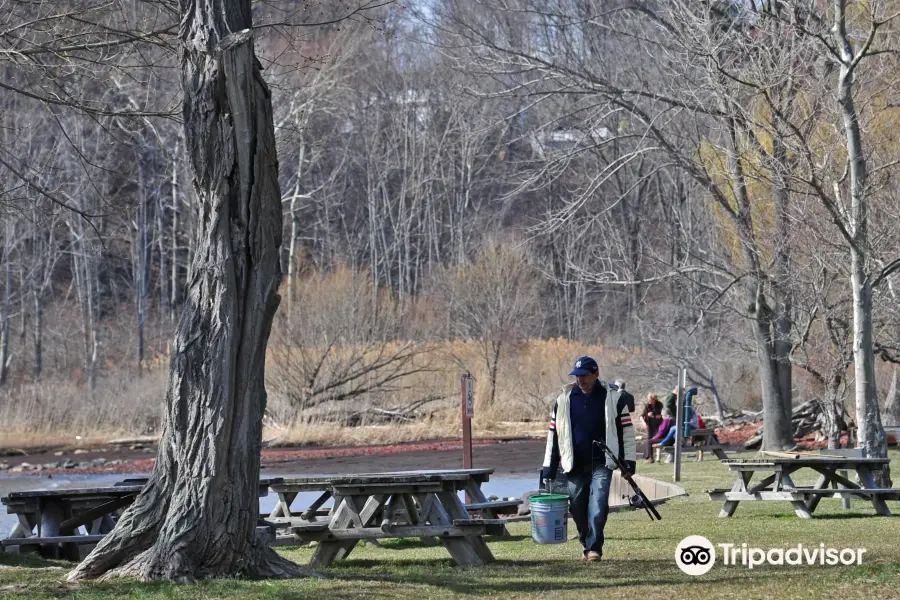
left=0, top=218, right=12, bottom=386
left=439, top=237, right=542, bottom=407
left=268, top=265, right=434, bottom=423
left=423, top=0, right=800, bottom=447
left=828, top=0, right=892, bottom=471
left=66, top=210, right=101, bottom=392
left=68, top=0, right=309, bottom=581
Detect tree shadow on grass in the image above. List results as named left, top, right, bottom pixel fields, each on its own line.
left=378, top=535, right=532, bottom=550
left=479, top=534, right=533, bottom=544
left=804, top=512, right=894, bottom=520
left=0, top=552, right=68, bottom=570
left=319, top=557, right=788, bottom=596
left=768, top=512, right=889, bottom=520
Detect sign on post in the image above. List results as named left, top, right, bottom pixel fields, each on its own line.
left=461, top=373, right=474, bottom=469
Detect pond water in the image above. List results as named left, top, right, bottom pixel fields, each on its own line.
left=0, top=472, right=540, bottom=535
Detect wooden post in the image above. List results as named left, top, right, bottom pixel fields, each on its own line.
left=461, top=373, right=474, bottom=470
left=674, top=367, right=687, bottom=482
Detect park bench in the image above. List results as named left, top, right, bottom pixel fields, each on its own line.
left=653, top=428, right=728, bottom=462
left=289, top=517, right=508, bottom=544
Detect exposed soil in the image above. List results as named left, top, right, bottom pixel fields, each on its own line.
left=0, top=438, right=550, bottom=478
left=0, top=425, right=757, bottom=479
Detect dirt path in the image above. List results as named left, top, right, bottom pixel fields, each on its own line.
left=0, top=438, right=548, bottom=478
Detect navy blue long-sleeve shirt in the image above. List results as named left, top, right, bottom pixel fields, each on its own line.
left=570, top=381, right=606, bottom=468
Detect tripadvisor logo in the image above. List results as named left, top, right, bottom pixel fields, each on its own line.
left=676, top=535, right=716, bottom=576
left=676, top=536, right=867, bottom=575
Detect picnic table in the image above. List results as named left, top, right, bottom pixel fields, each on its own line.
left=266, top=469, right=510, bottom=567
left=2, top=477, right=280, bottom=559
left=707, top=453, right=899, bottom=518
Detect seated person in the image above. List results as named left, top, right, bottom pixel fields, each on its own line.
left=656, top=388, right=698, bottom=447
left=650, top=409, right=674, bottom=444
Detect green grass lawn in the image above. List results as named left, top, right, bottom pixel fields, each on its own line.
left=3, top=450, right=900, bottom=599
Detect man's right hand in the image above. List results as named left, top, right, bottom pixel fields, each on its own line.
left=541, top=466, right=556, bottom=487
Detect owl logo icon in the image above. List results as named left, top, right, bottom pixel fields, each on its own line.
left=676, top=536, right=716, bottom=575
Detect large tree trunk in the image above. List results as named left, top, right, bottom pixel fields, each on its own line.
left=67, top=0, right=308, bottom=582
left=833, top=0, right=889, bottom=486
left=770, top=137, right=794, bottom=432
left=851, top=273, right=888, bottom=462
left=820, top=387, right=845, bottom=450
left=723, top=117, right=794, bottom=450
left=751, top=317, right=795, bottom=450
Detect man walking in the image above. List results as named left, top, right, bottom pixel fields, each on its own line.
left=541, top=356, right=637, bottom=562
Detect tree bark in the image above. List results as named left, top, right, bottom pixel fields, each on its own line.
left=67, top=0, right=308, bottom=582
left=770, top=137, right=794, bottom=431
left=157, top=188, right=170, bottom=318
left=30, top=207, right=45, bottom=380
left=820, top=388, right=845, bottom=450
left=709, top=377, right=726, bottom=423
left=0, top=228, right=10, bottom=386
left=171, top=142, right=180, bottom=320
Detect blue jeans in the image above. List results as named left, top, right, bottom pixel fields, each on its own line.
left=658, top=424, right=694, bottom=446
left=566, top=463, right=612, bottom=555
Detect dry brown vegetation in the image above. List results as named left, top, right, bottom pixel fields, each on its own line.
left=1, top=261, right=894, bottom=452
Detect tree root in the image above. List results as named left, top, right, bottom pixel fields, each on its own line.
left=68, top=537, right=314, bottom=583
left=66, top=472, right=313, bottom=583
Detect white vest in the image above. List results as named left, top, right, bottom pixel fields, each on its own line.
left=543, top=382, right=636, bottom=473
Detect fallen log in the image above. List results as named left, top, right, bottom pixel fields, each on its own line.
left=744, top=399, right=850, bottom=450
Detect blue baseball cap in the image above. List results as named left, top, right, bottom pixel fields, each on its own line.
left=569, top=356, right=599, bottom=376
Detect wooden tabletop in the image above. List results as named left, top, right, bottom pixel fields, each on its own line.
left=276, top=468, right=495, bottom=486
left=2, top=476, right=283, bottom=503
left=112, top=476, right=283, bottom=486
left=2, top=485, right=143, bottom=501
left=722, top=457, right=889, bottom=466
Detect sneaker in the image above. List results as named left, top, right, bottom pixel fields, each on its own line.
left=579, top=551, right=588, bottom=562
left=586, top=551, right=601, bottom=562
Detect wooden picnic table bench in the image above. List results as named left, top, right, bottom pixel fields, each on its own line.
left=1, top=485, right=142, bottom=560
left=708, top=453, right=897, bottom=518
left=268, top=468, right=516, bottom=524
left=2, top=477, right=282, bottom=560
left=268, top=469, right=504, bottom=567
